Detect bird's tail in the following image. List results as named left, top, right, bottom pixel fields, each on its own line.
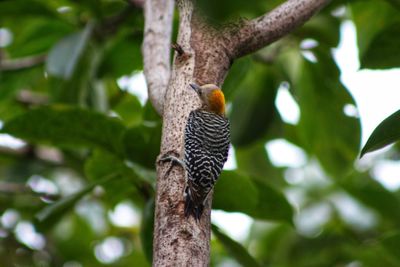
left=184, top=186, right=204, bottom=221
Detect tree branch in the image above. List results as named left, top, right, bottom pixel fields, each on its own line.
left=0, top=182, right=60, bottom=201
left=142, top=0, right=175, bottom=115
left=0, top=54, right=46, bottom=71
left=129, top=0, right=144, bottom=8
left=16, top=89, right=49, bottom=106
left=96, top=4, right=138, bottom=38
left=230, top=0, right=331, bottom=58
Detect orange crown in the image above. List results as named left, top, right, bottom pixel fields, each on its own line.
left=208, top=89, right=226, bottom=115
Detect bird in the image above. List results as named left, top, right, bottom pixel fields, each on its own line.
left=184, top=83, right=231, bottom=220
left=161, top=83, right=230, bottom=221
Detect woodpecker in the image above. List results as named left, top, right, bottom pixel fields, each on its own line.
left=159, top=83, right=230, bottom=220
left=182, top=83, right=230, bottom=220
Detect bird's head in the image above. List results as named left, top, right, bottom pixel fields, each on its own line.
left=189, top=83, right=226, bottom=115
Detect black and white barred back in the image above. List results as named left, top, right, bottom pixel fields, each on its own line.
left=184, top=110, right=230, bottom=220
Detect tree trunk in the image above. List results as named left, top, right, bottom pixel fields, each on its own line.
left=152, top=2, right=214, bottom=265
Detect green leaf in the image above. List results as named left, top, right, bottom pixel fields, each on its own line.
left=98, top=32, right=143, bottom=78
left=46, top=23, right=94, bottom=79
left=381, top=232, right=400, bottom=262
left=85, top=150, right=154, bottom=205
left=0, top=0, right=58, bottom=18
left=361, top=23, right=400, bottom=69
left=385, top=0, right=400, bottom=10
left=235, top=143, right=284, bottom=188
left=84, top=150, right=134, bottom=182
left=140, top=199, right=154, bottom=263
left=87, top=80, right=108, bottom=112
left=0, top=66, right=46, bottom=103
left=35, top=174, right=115, bottom=228
left=113, top=93, right=143, bottom=127
left=1, top=106, right=126, bottom=155
left=125, top=161, right=157, bottom=186
left=6, top=18, right=74, bottom=58
left=0, top=99, right=25, bottom=122
left=296, top=14, right=341, bottom=47
left=212, top=224, right=261, bottom=267
left=361, top=109, right=400, bottom=157
left=116, top=251, right=151, bottom=267
left=351, top=241, right=400, bottom=267
left=143, top=100, right=162, bottom=122
left=351, top=0, right=400, bottom=59
left=48, top=42, right=101, bottom=105
left=213, top=171, right=258, bottom=213
left=251, top=179, right=293, bottom=224
left=70, top=0, right=104, bottom=19
left=223, top=57, right=252, bottom=100
left=247, top=223, right=295, bottom=264
left=123, top=123, right=161, bottom=169
left=213, top=171, right=293, bottom=223
left=229, top=63, right=280, bottom=147
left=51, top=214, right=98, bottom=264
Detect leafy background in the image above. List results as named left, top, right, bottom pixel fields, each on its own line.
left=1, top=0, right=400, bottom=266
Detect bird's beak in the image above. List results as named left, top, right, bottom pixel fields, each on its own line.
left=189, top=83, right=201, bottom=94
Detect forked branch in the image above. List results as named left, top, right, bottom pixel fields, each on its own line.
left=150, top=0, right=332, bottom=266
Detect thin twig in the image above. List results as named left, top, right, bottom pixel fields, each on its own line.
left=16, top=90, right=49, bottom=106
left=0, top=182, right=60, bottom=201
left=0, top=54, right=46, bottom=71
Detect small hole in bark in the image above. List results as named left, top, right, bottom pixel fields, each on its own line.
left=180, top=229, right=193, bottom=240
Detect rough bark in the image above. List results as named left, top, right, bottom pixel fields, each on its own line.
left=142, top=0, right=175, bottom=115
left=229, top=0, right=331, bottom=58
left=147, top=0, right=331, bottom=266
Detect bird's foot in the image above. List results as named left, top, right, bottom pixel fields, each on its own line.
left=157, top=150, right=185, bottom=177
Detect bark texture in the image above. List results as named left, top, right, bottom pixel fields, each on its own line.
left=147, top=0, right=331, bottom=266
left=230, top=0, right=330, bottom=58
left=152, top=1, right=211, bottom=265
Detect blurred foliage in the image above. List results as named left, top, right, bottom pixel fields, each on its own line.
left=0, top=0, right=400, bottom=267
